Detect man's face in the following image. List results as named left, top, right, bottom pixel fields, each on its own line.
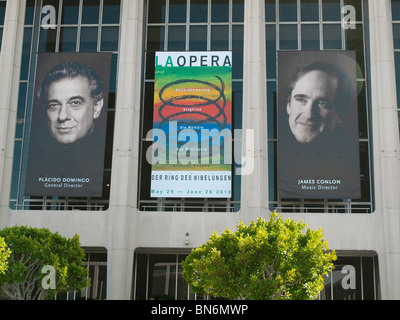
left=46, top=76, right=103, bottom=144
left=286, top=70, right=340, bottom=144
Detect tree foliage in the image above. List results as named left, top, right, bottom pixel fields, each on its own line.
left=0, top=237, right=11, bottom=275
left=0, top=226, right=90, bottom=300
left=182, top=212, right=337, bottom=300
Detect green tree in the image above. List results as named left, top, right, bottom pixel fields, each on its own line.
left=182, top=212, right=336, bottom=300
left=0, top=237, right=11, bottom=275
left=0, top=226, right=90, bottom=300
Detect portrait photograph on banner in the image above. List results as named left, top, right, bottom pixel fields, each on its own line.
left=277, top=51, right=361, bottom=199
left=24, top=52, right=112, bottom=197
left=150, top=51, right=232, bottom=198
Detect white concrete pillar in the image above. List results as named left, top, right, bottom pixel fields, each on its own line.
left=368, top=0, right=400, bottom=300
left=241, top=0, right=269, bottom=222
left=107, top=0, right=143, bottom=300
left=0, top=0, right=26, bottom=226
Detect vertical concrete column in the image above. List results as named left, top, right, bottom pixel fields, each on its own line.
left=241, top=0, right=269, bottom=221
left=368, top=0, right=400, bottom=300
left=107, top=0, right=143, bottom=300
left=0, top=0, right=26, bottom=225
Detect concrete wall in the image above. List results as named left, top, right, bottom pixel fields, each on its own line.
left=0, top=0, right=399, bottom=300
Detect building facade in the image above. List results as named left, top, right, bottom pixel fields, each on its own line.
left=0, top=0, right=399, bottom=300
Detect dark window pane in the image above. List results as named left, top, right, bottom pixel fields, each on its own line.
left=267, top=81, right=277, bottom=139
left=268, top=141, right=277, bottom=201
left=109, top=54, right=118, bottom=93
left=301, top=24, right=320, bottom=50
left=211, top=25, right=229, bottom=50
left=393, top=24, right=400, bottom=49
left=301, top=0, right=319, bottom=21
left=101, top=26, right=119, bottom=51
left=233, top=82, right=243, bottom=129
left=0, top=1, right=6, bottom=25
left=61, top=0, right=80, bottom=24
left=359, top=142, right=371, bottom=202
left=17, top=82, right=27, bottom=120
left=322, top=0, right=341, bottom=21
left=38, top=27, right=57, bottom=52
left=80, top=27, right=98, bottom=52
left=148, top=0, right=166, bottom=23
left=212, top=0, right=229, bottom=22
left=323, top=24, right=342, bottom=49
left=345, top=0, right=362, bottom=21
left=102, top=0, right=121, bottom=24
left=168, top=26, right=186, bottom=50
left=82, top=0, right=100, bottom=24
left=346, top=25, right=365, bottom=78
left=266, top=24, right=276, bottom=79
left=169, top=0, right=187, bottom=23
left=392, top=0, right=400, bottom=21
left=395, top=52, right=400, bottom=107
left=232, top=0, right=244, bottom=22
left=279, top=24, right=298, bottom=50
left=60, top=27, right=77, bottom=52
left=279, top=0, right=297, bottom=22
left=189, top=25, right=207, bottom=51
left=362, top=257, right=375, bottom=300
left=147, top=26, right=165, bottom=51
left=265, top=0, right=276, bottom=22
left=190, top=0, right=208, bottom=22
left=10, top=141, right=22, bottom=199
left=232, top=25, right=244, bottom=51
left=21, top=28, right=33, bottom=83
left=232, top=51, right=243, bottom=80
left=25, top=0, right=36, bottom=25
left=357, top=83, right=367, bottom=138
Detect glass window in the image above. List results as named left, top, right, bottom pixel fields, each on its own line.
left=265, top=0, right=276, bottom=22
left=61, top=0, right=80, bottom=24
left=392, top=0, right=400, bottom=21
left=279, top=24, right=298, bottom=49
left=59, top=27, right=78, bottom=52
left=169, top=0, right=187, bottom=23
left=190, top=0, right=208, bottom=22
left=82, top=0, right=101, bottom=24
left=148, top=0, right=166, bottom=23
left=393, top=1, right=400, bottom=141
left=212, top=0, right=230, bottom=22
left=134, top=252, right=380, bottom=300
left=211, top=25, right=229, bottom=50
left=322, top=0, right=341, bottom=21
left=394, top=24, right=400, bottom=49
left=279, top=0, right=297, bottom=22
left=301, top=0, right=319, bottom=22
left=319, top=255, right=380, bottom=300
left=0, top=1, right=6, bottom=51
left=103, top=0, right=121, bottom=24
left=80, top=27, right=98, bottom=52
left=140, top=0, right=244, bottom=212
left=10, top=0, right=121, bottom=211
left=323, top=24, right=342, bottom=49
left=189, top=25, right=208, bottom=51
left=301, top=24, right=320, bottom=50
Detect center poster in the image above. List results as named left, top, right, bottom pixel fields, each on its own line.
left=151, top=51, right=232, bottom=198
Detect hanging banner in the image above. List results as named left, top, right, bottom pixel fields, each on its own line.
left=277, top=51, right=361, bottom=199
left=25, top=52, right=111, bottom=197
left=150, top=51, right=232, bottom=198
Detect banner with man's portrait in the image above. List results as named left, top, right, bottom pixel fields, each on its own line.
left=277, top=51, right=361, bottom=199
left=24, top=52, right=112, bottom=197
